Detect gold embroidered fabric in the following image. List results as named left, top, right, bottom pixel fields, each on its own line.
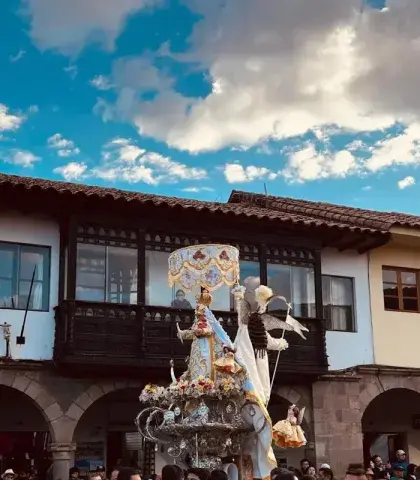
left=168, top=244, right=240, bottom=291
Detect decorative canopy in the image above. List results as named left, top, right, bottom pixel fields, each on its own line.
left=168, top=244, right=240, bottom=292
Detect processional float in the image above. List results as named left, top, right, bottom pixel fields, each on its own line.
left=135, top=244, right=308, bottom=478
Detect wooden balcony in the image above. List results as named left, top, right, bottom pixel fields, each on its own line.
left=54, top=300, right=328, bottom=380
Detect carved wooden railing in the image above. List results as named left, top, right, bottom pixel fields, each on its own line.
left=54, top=300, right=328, bottom=375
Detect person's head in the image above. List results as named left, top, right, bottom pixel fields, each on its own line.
left=393, top=466, right=404, bottom=479
left=396, top=451, right=407, bottom=462
left=301, top=476, right=316, bottom=480
left=186, top=469, right=209, bottom=480
left=117, top=467, right=141, bottom=480
left=2, top=470, right=16, bottom=480
left=272, top=470, right=295, bottom=480
left=345, top=464, right=367, bottom=480
left=300, top=461, right=310, bottom=474
left=69, top=468, right=80, bottom=479
left=319, top=468, right=333, bottom=480
left=175, top=290, right=185, bottom=301
left=372, top=456, right=382, bottom=468
left=90, top=474, right=102, bottom=480
left=306, top=467, right=316, bottom=478
left=96, top=467, right=106, bottom=480
left=162, top=465, right=183, bottom=480
left=208, top=471, right=228, bottom=480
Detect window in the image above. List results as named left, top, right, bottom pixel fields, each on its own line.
left=0, top=242, right=50, bottom=311
left=382, top=267, right=419, bottom=312
left=267, top=264, right=315, bottom=317
left=76, top=244, right=138, bottom=304
left=322, top=275, right=355, bottom=332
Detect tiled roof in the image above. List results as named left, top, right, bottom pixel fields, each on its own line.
left=229, top=190, right=420, bottom=233
left=0, top=173, right=388, bottom=236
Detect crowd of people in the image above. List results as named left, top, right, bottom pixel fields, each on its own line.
left=2, top=449, right=418, bottom=480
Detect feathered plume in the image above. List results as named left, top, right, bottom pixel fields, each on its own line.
left=254, top=285, right=274, bottom=313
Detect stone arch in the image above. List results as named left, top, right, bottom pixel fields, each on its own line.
left=359, top=374, right=420, bottom=416
left=0, top=371, right=62, bottom=441
left=64, top=379, right=142, bottom=442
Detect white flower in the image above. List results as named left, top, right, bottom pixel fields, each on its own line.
left=278, top=338, right=289, bottom=351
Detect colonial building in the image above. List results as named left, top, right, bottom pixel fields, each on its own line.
left=0, top=173, right=413, bottom=478
left=231, top=191, right=420, bottom=472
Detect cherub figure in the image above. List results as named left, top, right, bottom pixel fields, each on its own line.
left=214, top=345, right=242, bottom=374
left=272, top=404, right=307, bottom=448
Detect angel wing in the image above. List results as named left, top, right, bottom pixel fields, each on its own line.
left=236, top=298, right=251, bottom=325
left=297, top=406, right=306, bottom=426
left=285, top=314, right=309, bottom=340
left=260, top=313, right=294, bottom=332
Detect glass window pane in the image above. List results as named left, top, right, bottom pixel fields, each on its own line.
left=291, top=266, right=316, bottom=317
left=383, top=283, right=398, bottom=296
left=240, top=260, right=260, bottom=309
left=326, top=306, right=352, bottom=331
left=20, top=246, right=49, bottom=281
left=401, top=271, right=417, bottom=285
left=76, top=244, right=106, bottom=302
left=384, top=296, right=399, bottom=310
left=18, top=281, right=46, bottom=310
left=0, top=243, right=16, bottom=279
left=402, top=285, right=418, bottom=298
left=107, top=246, right=138, bottom=304
left=403, top=297, right=418, bottom=312
left=267, top=264, right=291, bottom=313
left=0, top=279, right=14, bottom=308
left=146, top=250, right=172, bottom=306
left=382, top=269, right=397, bottom=283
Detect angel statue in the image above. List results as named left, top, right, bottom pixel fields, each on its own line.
left=272, top=404, right=307, bottom=448
left=233, top=284, right=309, bottom=406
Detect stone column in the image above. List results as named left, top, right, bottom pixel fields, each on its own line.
left=49, top=443, right=77, bottom=480
left=312, top=378, right=363, bottom=475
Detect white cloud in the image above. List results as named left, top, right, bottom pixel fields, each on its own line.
left=64, top=65, right=78, bottom=79
left=90, top=75, right=113, bottom=90
left=0, top=104, right=25, bottom=132
left=282, top=144, right=357, bottom=182
left=54, top=162, right=87, bottom=181
left=9, top=49, right=26, bottom=63
left=99, top=0, right=420, bottom=155
left=5, top=150, right=40, bottom=168
left=365, top=124, right=420, bottom=172
left=224, top=163, right=277, bottom=184
left=24, top=0, right=160, bottom=55
left=181, top=186, right=215, bottom=192
left=47, top=133, right=80, bottom=156
left=398, top=176, right=415, bottom=190
left=90, top=140, right=207, bottom=185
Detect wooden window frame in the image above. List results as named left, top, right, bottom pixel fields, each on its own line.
left=382, top=266, right=420, bottom=313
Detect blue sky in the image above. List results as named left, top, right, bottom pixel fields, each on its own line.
left=1, top=0, right=420, bottom=212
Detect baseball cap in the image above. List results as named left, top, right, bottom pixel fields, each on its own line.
left=320, top=465, right=331, bottom=470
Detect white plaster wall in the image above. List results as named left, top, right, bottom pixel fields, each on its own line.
left=321, top=248, right=374, bottom=370
left=0, top=211, right=59, bottom=360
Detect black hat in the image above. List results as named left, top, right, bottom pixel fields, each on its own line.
left=95, top=467, right=106, bottom=473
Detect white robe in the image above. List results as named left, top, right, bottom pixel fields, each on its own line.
left=234, top=322, right=284, bottom=406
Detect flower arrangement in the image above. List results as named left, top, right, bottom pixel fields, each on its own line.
left=139, top=384, right=166, bottom=404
